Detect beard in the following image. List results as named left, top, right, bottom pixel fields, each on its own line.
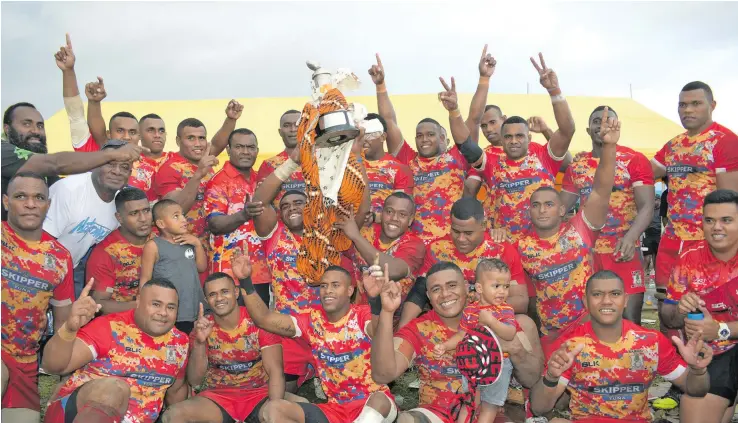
left=7, top=126, right=47, bottom=153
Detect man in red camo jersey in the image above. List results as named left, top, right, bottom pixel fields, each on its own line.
left=397, top=197, right=528, bottom=328
left=87, top=187, right=152, bottom=315
left=43, top=278, right=190, bottom=423
left=651, top=81, right=738, bottom=300
left=205, top=128, right=271, bottom=303
left=530, top=270, right=713, bottom=423
left=661, top=189, right=738, bottom=423
left=255, top=110, right=305, bottom=206
left=355, top=112, right=414, bottom=232
left=466, top=54, right=575, bottom=244
left=371, top=261, right=544, bottom=423
left=235, top=251, right=398, bottom=423
left=518, top=107, right=618, bottom=341
left=161, top=272, right=284, bottom=423
left=2, top=172, right=73, bottom=422
left=561, top=105, right=655, bottom=324
left=368, top=53, right=484, bottom=244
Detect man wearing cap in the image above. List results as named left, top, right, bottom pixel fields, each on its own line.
left=43, top=139, right=134, bottom=297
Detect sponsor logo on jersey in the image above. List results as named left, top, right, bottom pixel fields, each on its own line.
left=2, top=268, right=53, bottom=293
left=499, top=178, right=534, bottom=194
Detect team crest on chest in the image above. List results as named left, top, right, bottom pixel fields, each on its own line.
left=43, top=253, right=55, bottom=270
left=165, top=346, right=178, bottom=365
left=630, top=350, right=645, bottom=371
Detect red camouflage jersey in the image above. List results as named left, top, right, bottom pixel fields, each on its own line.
left=467, top=145, right=504, bottom=223
left=395, top=141, right=469, bottom=243
left=87, top=229, right=145, bottom=302
left=54, top=310, right=189, bottom=423
left=518, top=212, right=599, bottom=335
left=199, top=307, right=281, bottom=390
left=255, top=151, right=305, bottom=207
left=290, top=304, right=389, bottom=405
left=1, top=222, right=74, bottom=361
left=653, top=122, right=738, bottom=241
left=552, top=320, right=686, bottom=422
left=419, top=234, right=526, bottom=289
left=460, top=303, right=517, bottom=333
left=563, top=147, right=653, bottom=254
left=395, top=310, right=464, bottom=410
left=353, top=224, right=426, bottom=301
left=73, top=134, right=172, bottom=199
left=666, top=240, right=738, bottom=355
left=205, top=162, right=270, bottom=284
left=152, top=153, right=215, bottom=249
left=364, top=153, right=414, bottom=216
left=262, top=222, right=320, bottom=315
left=477, top=142, right=563, bottom=242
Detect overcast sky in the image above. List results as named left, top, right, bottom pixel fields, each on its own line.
left=3, top=1, right=738, bottom=133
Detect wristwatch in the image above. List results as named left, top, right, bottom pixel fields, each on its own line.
left=718, top=322, right=731, bottom=341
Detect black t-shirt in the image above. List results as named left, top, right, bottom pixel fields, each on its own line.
left=1, top=142, right=59, bottom=221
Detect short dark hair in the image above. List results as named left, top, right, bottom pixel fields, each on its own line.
left=475, top=258, right=510, bottom=281
left=141, top=278, right=179, bottom=295
left=588, top=106, right=618, bottom=123
left=427, top=261, right=464, bottom=280
left=500, top=116, right=529, bottom=134
left=228, top=128, right=257, bottom=147
left=7, top=171, right=47, bottom=192
left=204, top=272, right=235, bottom=288
left=484, top=105, right=503, bottom=116
left=384, top=191, right=415, bottom=212
left=418, top=117, right=441, bottom=130
left=323, top=265, right=352, bottom=282
left=152, top=199, right=180, bottom=222
left=177, top=118, right=206, bottom=138
left=532, top=186, right=560, bottom=200
left=3, top=102, right=37, bottom=127
left=140, top=113, right=163, bottom=125
left=280, top=190, right=307, bottom=205
left=585, top=270, right=624, bottom=292
left=450, top=197, right=485, bottom=223
left=281, top=110, right=301, bottom=122
left=364, top=113, right=388, bottom=133
left=114, top=187, right=148, bottom=212
left=101, top=139, right=127, bottom=150
left=704, top=189, right=738, bottom=209
left=681, top=81, right=714, bottom=103
left=109, top=111, right=138, bottom=129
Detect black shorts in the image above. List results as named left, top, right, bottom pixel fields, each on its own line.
left=297, top=403, right=330, bottom=423
left=642, top=235, right=661, bottom=257
left=707, top=345, right=738, bottom=405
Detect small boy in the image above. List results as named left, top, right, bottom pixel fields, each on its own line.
left=140, top=199, right=208, bottom=334
left=434, top=258, right=518, bottom=423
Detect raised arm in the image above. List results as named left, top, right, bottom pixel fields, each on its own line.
left=186, top=304, right=213, bottom=386
left=582, top=107, right=618, bottom=229
left=669, top=333, right=713, bottom=398
left=369, top=54, right=404, bottom=156
left=530, top=54, right=575, bottom=158
left=84, top=77, right=108, bottom=146
left=232, top=249, right=297, bottom=337
left=369, top=268, right=412, bottom=384
left=466, top=45, right=496, bottom=144
left=530, top=342, right=583, bottom=416
left=41, top=278, right=101, bottom=375
left=54, top=34, right=94, bottom=149
left=18, top=143, right=142, bottom=177
left=209, top=100, right=243, bottom=158
left=163, top=146, right=218, bottom=213
left=335, top=215, right=410, bottom=280
left=439, top=77, right=483, bottom=167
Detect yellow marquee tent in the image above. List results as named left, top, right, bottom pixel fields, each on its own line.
left=43, top=93, right=683, bottom=169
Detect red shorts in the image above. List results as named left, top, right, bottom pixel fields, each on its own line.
left=198, top=386, right=268, bottom=421
left=282, top=336, right=315, bottom=385
left=1, top=352, right=40, bottom=412
left=655, top=235, right=701, bottom=287
left=594, top=251, right=645, bottom=294
left=316, top=393, right=396, bottom=423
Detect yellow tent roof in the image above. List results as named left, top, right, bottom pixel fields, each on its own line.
left=43, top=93, right=683, bottom=168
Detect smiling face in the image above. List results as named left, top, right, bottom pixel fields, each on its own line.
left=426, top=268, right=467, bottom=318
left=136, top=285, right=178, bottom=337
left=381, top=195, right=414, bottom=240
left=5, top=106, right=47, bottom=153
left=279, top=193, right=306, bottom=232
left=415, top=122, right=443, bottom=158
left=205, top=276, right=239, bottom=317
left=177, top=126, right=208, bottom=162
left=585, top=277, right=626, bottom=327
left=318, top=270, right=354, bottom=315
left=703, top=202, right=738, bottom=254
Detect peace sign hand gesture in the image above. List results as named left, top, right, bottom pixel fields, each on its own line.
left=192, top=303, right=215, bottom=345
left=66, top=278, right=101, bottom=332
left=438, top=77, right=459, bottom=112
left=598, top=106, right=621, bottom=145
left=530, top=53, right=560, bottom=94
left=479, top=44, right=497, bottom=78
left=368, top=54, right=385, bottom=86
left=54, top=33, right=75, bottom=71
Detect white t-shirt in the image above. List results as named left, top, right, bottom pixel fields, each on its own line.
left=43, top=173, right=119, bottom=268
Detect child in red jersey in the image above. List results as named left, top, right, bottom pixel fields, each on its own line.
left=434, top=258, right=519, bottom=423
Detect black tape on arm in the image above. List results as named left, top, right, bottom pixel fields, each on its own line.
left=406, top=276, right=429, bottom=308
left=458, top=136, right=483, bottom=166
left=368, top=295, right=382, bottom=316
left=239, top=276, right=256, bottom=295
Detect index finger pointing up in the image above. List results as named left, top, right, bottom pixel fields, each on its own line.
left=375, top=53, right=383, bottom=69
left=199, top=303, right=204, bottom=320
left=66, top=33, right=73, bottom=48
left=481, top=44, right=488, bottom=59
left=80, top=277, right=95, bottom=298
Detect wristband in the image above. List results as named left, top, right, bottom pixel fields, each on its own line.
left=542, top=375, right=559, bottom=388
left=550, top=94, right=566, bottom=103
left=376, top=83, right=387, bottom=94
left=58, top=323, right=78, bottom=342
left=274, top=159, right=298, bottom=182
left=547, top=87, right=562, bottom=96
left=239, top=276, right=256, bottom=295
left=368, top=295, right=382, bottom=316
left=449, top=109, right=462, bottom=118
left=478, top=76, right=490, bottom=85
